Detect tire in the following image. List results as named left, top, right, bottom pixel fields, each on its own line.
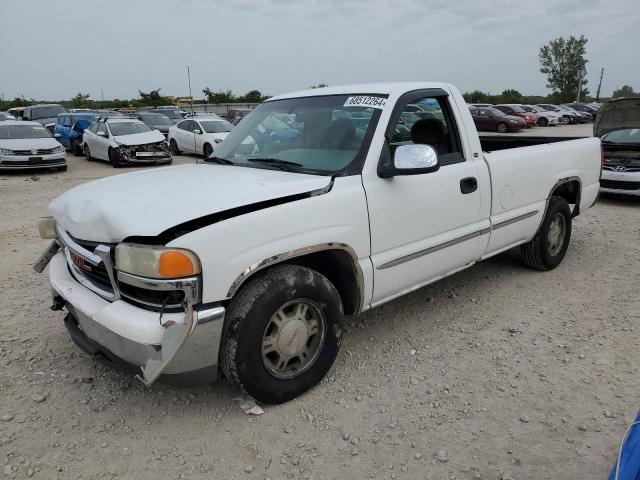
left=108, top=148, right=122, bottom=168
left=221, top=264, right=343, bottom=404
left=58, top=165, right=67, bottom=172
left=537, top=117, right=549, bottom=127
left=496, top=122, right=508, bottom=133
left=560, top=116, right=569, bottom=125
left=203, top=143, right=213, bottom=158
left=169, top=139, right=180, bottom=155
left=520, top=196, right=572, bottom=271
left=83, top=144, right=92, bottom=161
left=71, top=139, right=83, bottom=156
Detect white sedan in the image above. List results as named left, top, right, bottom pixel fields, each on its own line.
left=520, top=105, right=564, bottom=126
left=168, top=117, right=233, bottom=158
left=82, top=118, right=171, bottom=168
left=0, top=120, right=66, bottom=171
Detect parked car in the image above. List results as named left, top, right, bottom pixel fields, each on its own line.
left=35, top=82, right=601, bottom=403
left=82, top=117, right=171, bottom=167
left=469, top=106, right=526, bottom=132
left=560, top=104, right=593, bottom=123
left=594, top=98, right=640, bottom=196
left=0, top=120, right=66, bottom=171
left=0, top=111, right=16, bottom=120
left=537, top=104, right=579, bottom=124
left=136, top=112, right=174, bottom=138
left=147, top=108, right=184, bottom=124
left=53, top=112, right=101, bottom=155
left=493, top=105, right=537, bottom=127
left=563, top=103, right=598, bottom=121
left=469, top=103, right=493, bottom=108
left=168, top=117, right=233, bottom=157
left=23, top=104, right=68, bottom=133
left=520, top=105, right=563, bottom=126
left=225, top=108, right=252, bottom=125
left=7, top=107, right=26, bottom=119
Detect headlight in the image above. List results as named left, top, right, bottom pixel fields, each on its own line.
left=53, top=146, right=65, bottom=154
left=0, top=148, right=14, bottom=155
left=115, top=244, right=201, bottom=279
left=38, top=217, right=57, bottom=239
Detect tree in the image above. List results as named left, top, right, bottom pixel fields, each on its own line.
left=238, top=90, right=266, bottom=103
left=464, top=90, right=490, bottom=103
left=202, top=87, right=235, bottom=104
left=500, top=89, right=522, bottom=103
left=612, top=85, right=639, bottom=98
left=69, top=92, right=91, bottom=108
left=138, top=88, right=170, bottom=106
left=539, top=35, right=589, bottom=102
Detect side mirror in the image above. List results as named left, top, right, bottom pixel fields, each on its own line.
left=193, top=129, right=202, bottom=134
left=53, top=133, right=61, bottom=138
left=379, top=144, right=439, bottom=178
left=97, top=131, right=107, bottom=137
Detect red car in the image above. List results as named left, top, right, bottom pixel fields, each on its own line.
left=494, top=104, right=537, bottom=127
left=468, top=106, right=526, bottom=133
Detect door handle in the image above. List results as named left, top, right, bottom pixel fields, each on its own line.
left=460, top=177, right=478, bottom=194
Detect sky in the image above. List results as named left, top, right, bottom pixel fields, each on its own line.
left=1, top=0, right=639, bottom=101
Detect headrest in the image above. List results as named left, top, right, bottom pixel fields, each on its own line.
left=410, top=118, right=444, bottom=146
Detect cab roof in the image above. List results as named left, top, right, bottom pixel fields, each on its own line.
left=267, top=82, right=452, bottom=102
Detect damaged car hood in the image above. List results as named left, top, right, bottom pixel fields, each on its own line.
left=49, top=164, right=331, bottom=243
left=114, top=130, right=166, bottom=146
left=594, top=98, right=640, bottom=137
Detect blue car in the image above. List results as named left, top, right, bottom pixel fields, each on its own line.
left=53, top=112, right=100, bottom=155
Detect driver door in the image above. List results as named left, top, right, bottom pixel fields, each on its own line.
left=93, top=123, right=110, bottom=161
left=362, top=90, right=488, bottom=305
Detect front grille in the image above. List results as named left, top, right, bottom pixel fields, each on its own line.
left=0, top=158, right=64, bottom=167
left=11, top=148, right=58, bottom=156
left=603, top=165, right=640, bottom=172
left=68, top=236, right=115, bottom=294
left=600, top=179, right=640, bottom=190
left=119, top=283, right=185, bottom=312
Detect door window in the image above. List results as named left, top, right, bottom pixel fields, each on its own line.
left=388, top=96, right=464, bottom=165
left=178, top=120, right=194, bottom=132
left=97, top=123, right=108, bottom=137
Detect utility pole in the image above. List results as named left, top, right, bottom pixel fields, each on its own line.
left=101, top=88, right=104, bottom=104
left=596, top=67, right=604, bottom=102
left=576, top=66, right=587, bottom=103
left=187, top=66, right=194, bottom=115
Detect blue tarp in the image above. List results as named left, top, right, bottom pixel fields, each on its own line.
left=609, top=411, right=640, bottom=480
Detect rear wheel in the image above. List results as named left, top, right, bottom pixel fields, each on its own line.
left=169, top=139, right=180, bottom=155
left=221, top=264, right=343, bottom=404
left=520, top=196, right=572, bottom=271
left=537, top=117, right=549, bottom=127
left=496, top=122, right=508, bottom=133
left=203, top=143, right=213, bottom=158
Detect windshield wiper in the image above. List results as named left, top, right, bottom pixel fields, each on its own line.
left=204, top=156, right=235, bottom=165
left=246, top=158, right=304, bottom=172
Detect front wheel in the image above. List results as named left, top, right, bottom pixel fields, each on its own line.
left=537, top=117, right=549, bottom=127
left=203, top=143, right=213, bottom=158
left=496, top=122, right=508, bottom=133
left=169, top=139, right=180, bottom=155
left=108, top=148, right=123, bottom=168
left=221, top=264, right=343, bottom=404
left=560, top=116, right=569, bottom=125
left=520, top=196, right=572, bottom=271
left=83, top=144, right=92, bottom=161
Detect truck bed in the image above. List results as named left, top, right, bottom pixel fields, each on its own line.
left=479, top=135, right=586, bottom=152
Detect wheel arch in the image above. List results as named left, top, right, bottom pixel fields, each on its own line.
left=546, top=176, right=582, bottom=219
left=226, top=243, right=365, bottom=316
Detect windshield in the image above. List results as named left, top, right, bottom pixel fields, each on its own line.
left=151, top=110, right=182, bottom=120
left=506, top=105, right=525, bottom=113
left=521, top=106, right=536, bottom=113
left=211, top=94, right=383, bottom=175
left=31, top=105, right=66, bottom=119
left=200, top=120, right=233, bottom=133
left=108, top=121, right=152, bottom=136
left=0, top=124, right=51, bottom=139
left=139, top=114, right=173, bottom=126
left=74, top=114, right=100, bottom=123
left=602, top=129, right=640, bottom=144
left=489, top=108, right=507, bottom=117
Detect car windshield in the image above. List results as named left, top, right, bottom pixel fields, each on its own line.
left=139, top=114, right=173, bottom=126
left=521, top=106, right=536, bottom=113
left=152, top=110, right=182, bottom=120
left=506, top=105, right=525, bottom=113
left=488, top=108, right=506, bottom=117
left=31, top=105, right=66, bottom=119
left=602, top=129, right=640, bottom=144
left=0, top=124, right=51, bottom=139
left=74, top=114, right=100, bottom=123
left=200, top=120, right=233, bottom=133
left=210, top=94, right=384, bottom=175
left=108, top=121, right=152, bottom=136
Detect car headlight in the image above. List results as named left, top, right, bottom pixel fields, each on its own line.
left=53, top=146, right=65, bottom=154
left=115, top=244, right=201, bottom=279
left=0, top=148, right=14, bottom=155
left=38, top=217, right=58, bottom=239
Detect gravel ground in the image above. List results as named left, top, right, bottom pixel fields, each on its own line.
left=1, top=124, right=639, bottom=479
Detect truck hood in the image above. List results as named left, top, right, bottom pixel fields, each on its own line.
left=114, top=130, right=166, bottom=146
left=0, top=137, right=61, bottom=150
left=594, top=98, right=640, bottom=137
left=49, top=164, right=331, bottom=243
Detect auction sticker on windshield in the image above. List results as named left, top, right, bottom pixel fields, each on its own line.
left=343, top=96, right=387, bottom=109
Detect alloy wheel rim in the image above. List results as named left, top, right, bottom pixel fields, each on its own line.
left=547, top=213, right=566, bottom=256
left=261, top=299, right=326, bottom=380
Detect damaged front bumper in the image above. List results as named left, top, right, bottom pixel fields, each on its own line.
left=116, top=142, right=172, bottom=165
left=46, top=250, right=224, bottom=386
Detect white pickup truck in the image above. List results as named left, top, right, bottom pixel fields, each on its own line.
left=35, top=82, right=601, bottom=404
